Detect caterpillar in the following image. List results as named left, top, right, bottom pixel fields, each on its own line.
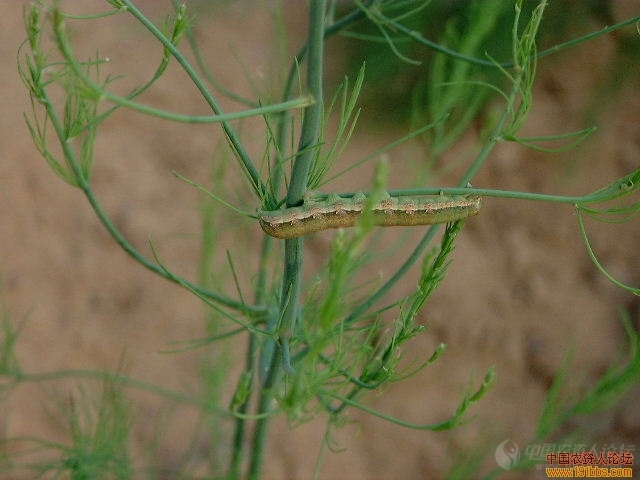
left=259, top=192, right=481, bottom=239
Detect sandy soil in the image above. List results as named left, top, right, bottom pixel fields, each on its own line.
left=1, top=2, right=639, bottom=479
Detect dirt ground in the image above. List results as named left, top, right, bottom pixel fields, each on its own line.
left=1, top=2, right=639, bottom=479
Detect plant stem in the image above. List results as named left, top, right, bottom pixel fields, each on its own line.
left=38, top=9, right=266, bottom=315
left=228, top=234, right=276, bottom=479
left=12, top=369, right=225, bottom=413
left=278, top=0, right=325, bottom=368
left=120, top=0, right=267, bottom=198
left=376, top=9, right=640, bottom=68
left=344, top=72, right=520, bottom=326
left=286, top=4, right=325, bottom=206
left=247, top=2, right=326, bottom=478
left=273, top=2, right=371, bottom=191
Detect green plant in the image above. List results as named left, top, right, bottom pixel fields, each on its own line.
left=6, top=0, right=639, bottom=478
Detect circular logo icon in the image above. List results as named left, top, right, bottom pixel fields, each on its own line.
left=495, top=439, right=520, bottom=470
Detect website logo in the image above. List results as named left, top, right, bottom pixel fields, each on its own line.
left=495, top=439, right=520, bottom=470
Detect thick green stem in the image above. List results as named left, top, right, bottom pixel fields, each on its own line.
left=277, top=0, right=325, bottom=375
left=286, top=4, right=325, bottom=206
left=271, top=2, right=370, bottom=202
left=247, top=2, right=326, bottom=478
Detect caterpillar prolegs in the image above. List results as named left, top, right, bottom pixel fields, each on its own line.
left=259, top=192, right=481, bottom=239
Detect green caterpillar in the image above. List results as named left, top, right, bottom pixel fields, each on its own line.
left=259, top=192, right=481, bottom=239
